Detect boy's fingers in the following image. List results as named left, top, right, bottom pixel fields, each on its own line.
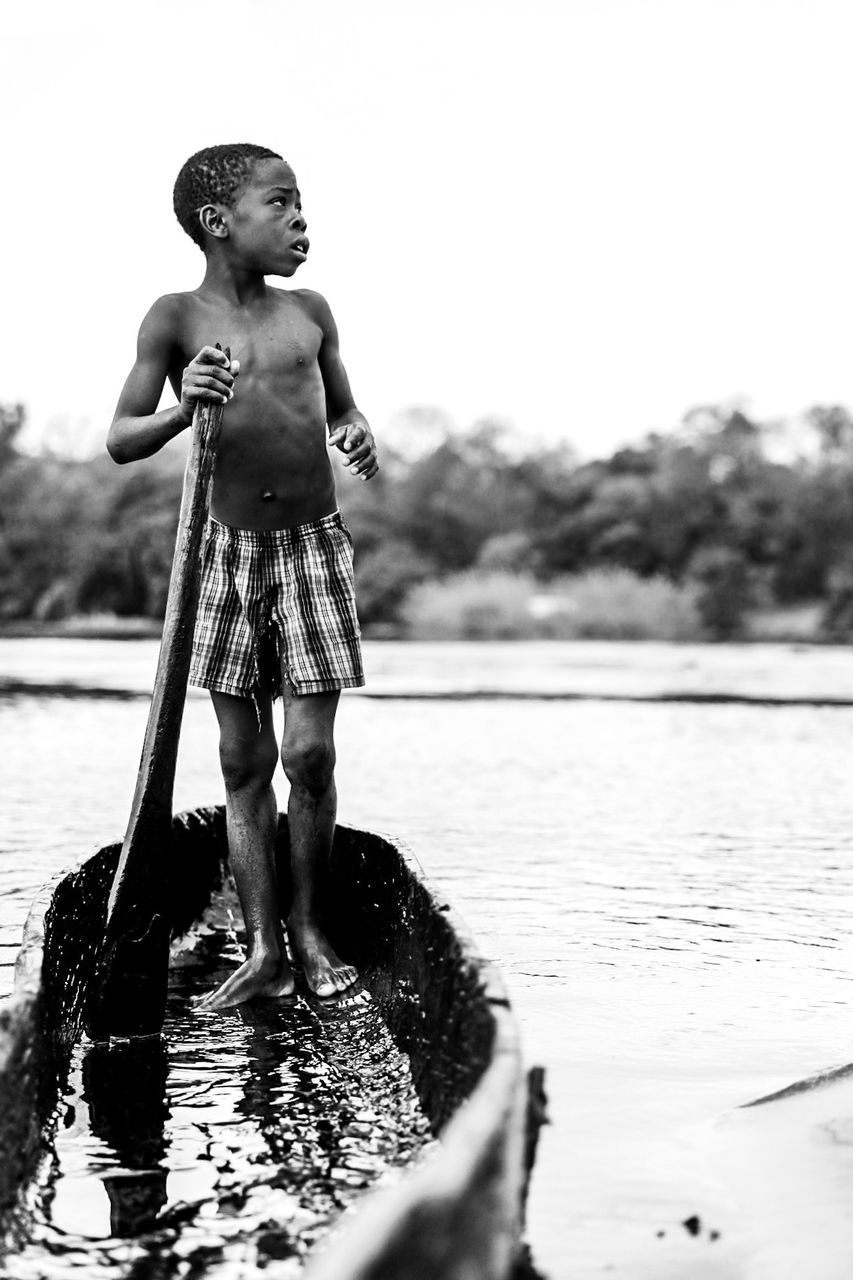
left=344, top=439, right=374, bottom=462
left=199, top=345, right=229, bottom=364
left=187, top=390, right=228, bottom=405
left=347, top=454, right=378, bottom=477
left=189, top=368, right=233, bottom=387
left=330, top=425, right=375, bottom=463
left=343, top=426, right=367, bottom=452
left=190, top=374, right=232, bottom=392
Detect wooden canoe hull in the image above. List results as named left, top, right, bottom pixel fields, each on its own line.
left=4, top=808, right=535, bottom=1280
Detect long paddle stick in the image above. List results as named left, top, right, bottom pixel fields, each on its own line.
left=86, top=348, right=230, bottom=1040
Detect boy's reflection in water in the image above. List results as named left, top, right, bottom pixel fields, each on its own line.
left=82, top=1038, right=169, bottom=1237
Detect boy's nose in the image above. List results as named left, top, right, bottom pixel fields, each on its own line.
left=291, top=213, right=307, bottom=231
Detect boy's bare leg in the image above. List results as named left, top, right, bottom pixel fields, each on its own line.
left=281, top=684, right=358, bottom=997
left=199, top=690, right=295, bottom=1009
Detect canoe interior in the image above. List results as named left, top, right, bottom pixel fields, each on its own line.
left=3, top=807, right=535, bottom=1279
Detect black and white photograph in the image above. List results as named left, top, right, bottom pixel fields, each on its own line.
left=3, top=2, right=853, bottom=1277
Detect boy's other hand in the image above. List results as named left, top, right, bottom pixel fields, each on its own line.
left=328, top=422, right=379, bottom=480
left=179, top=346, right=239, bottom=424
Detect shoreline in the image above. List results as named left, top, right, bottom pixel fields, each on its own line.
left=0, top=618, right=163, bottom=641
left=0, top=618, right=842, bottom=646
left=3, top=635, right=853, bottom=707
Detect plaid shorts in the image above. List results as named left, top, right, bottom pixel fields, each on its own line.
left=189, top=512, right=365, bottom=700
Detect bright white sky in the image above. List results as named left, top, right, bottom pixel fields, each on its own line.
left=3, top=0, right=853, bottom=460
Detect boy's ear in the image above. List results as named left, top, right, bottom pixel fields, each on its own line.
left=198, top=204, right=229, bottom=240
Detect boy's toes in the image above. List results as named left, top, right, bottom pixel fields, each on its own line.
left=311, top=965, right=358, bottom=998
left=330, top=965, right=358, bottom=994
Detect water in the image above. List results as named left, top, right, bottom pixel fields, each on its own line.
left=4, top=639, right=853, bottom=1278
left=9, top=909, right=432, bottom=1279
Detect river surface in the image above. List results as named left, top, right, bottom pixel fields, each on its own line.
left=4, top=638, right=853, bottom=1278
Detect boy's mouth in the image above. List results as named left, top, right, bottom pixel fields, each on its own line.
left=290, top=237, right=310, bottom=259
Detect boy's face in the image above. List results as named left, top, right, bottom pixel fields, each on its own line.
left=225, top=158, right=309, bottom=276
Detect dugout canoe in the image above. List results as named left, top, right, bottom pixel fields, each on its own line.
left=1, top=806, right=544, bottom=1280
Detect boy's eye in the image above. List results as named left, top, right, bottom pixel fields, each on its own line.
left=269, top=195, right=302, bottom=212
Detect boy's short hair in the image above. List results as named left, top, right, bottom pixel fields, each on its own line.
left=173, top=143, right=283, bottom=248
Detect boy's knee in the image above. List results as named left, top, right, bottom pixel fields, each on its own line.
left=281, top=736, right=335, bottom=794
left=219, top=734, right=277, bottom=794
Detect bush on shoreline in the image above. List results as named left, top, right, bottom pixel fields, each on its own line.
left=402, top=571, right=543, bottom=640
left=402, top=567, right=705, bottom=641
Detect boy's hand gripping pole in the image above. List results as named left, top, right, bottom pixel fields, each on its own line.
left=86, top=346, right=231, bottom=1040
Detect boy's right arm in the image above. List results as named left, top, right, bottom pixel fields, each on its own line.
left=107, top=298, right=236, bottom=464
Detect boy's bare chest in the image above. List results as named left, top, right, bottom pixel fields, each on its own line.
left=182, top=300, right=322, bottom=380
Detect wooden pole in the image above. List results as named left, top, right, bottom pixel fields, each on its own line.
left=86, top=349, right=229, bottom=1039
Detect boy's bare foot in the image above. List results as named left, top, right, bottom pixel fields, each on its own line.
left=287, top=917, right=358, bottom=997
left=196, top=951, right=296, bottom=1011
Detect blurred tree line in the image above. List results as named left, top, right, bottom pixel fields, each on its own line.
left=3, top=399, right=853, bottom=638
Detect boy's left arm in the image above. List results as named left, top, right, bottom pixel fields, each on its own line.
left=310, top=293, right=379, bottom=480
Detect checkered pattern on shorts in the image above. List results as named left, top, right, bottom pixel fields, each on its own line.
left=189, top=511, right=365, bottom=700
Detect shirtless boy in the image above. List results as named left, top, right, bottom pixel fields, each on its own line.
left=107, top=143, right=378, bottom=1008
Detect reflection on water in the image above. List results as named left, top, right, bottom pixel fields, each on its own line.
left=8, top=903, right=432, bottom=1278
left=5, top=640, right=853, bottom=1278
